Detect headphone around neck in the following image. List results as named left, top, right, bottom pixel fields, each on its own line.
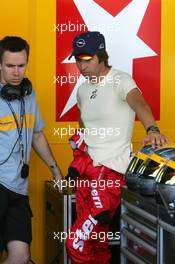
left=0, top=78, right=32, bottom=101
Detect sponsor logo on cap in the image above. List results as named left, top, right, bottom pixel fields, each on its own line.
left=76, top=39, right=86, bottom=47
left=99, top=43, right=105, bottom=49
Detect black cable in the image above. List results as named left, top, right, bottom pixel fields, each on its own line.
left=0, top=136, right=20, bottom=165
left=22, top=98, right=28, bottom=164
left=0, top=98, right=23, bottom=166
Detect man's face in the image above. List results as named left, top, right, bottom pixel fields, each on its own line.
left=0, top=50, right=28, bottom=85
left=75, top=55, right=104, bottom=80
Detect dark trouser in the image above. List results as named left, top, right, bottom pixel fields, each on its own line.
left=0, top=184, right=33, bottom=251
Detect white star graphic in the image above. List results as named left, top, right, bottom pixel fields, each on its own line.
left=60, top=0, right=156, bottom=118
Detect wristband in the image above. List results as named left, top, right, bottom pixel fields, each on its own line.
left=146, top=125, right=160, bottom=134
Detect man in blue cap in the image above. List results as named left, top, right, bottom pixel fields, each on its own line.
left=66, top=31, right=168, bottom=264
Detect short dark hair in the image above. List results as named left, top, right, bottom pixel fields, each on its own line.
left=0, top=36, right=30, bottom=63
left=96, top=50, right=111, bottom=68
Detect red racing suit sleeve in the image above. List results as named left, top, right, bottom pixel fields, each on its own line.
left=66, top=149, right=92, bottom=180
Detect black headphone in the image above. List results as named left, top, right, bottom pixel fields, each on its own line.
left=0, top=78, right=32, bottom=101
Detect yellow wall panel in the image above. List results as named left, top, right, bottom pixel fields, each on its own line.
left=0, top=0, right=29, bottom=38
left=160, top=0, right=175, bottom=136
left=132, top=0, right=175, bottom=144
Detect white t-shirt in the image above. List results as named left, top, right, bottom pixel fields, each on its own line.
left=77, top=68, right=138, bottom=174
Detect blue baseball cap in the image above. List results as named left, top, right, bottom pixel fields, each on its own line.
left=68, top=31, right=106, bottom=60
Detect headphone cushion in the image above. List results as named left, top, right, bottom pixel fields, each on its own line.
left=20, top=78, right=32, bottom=96
left=0, top=78, right=32, bottom=101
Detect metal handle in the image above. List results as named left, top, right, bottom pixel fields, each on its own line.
left=122, top=200, right=157, bottom=223
left=121, top=247, right=150, bottom=264
left=159, top=219, right=175, bottom=234
left=122, top=213, right=157, bottom=240
left=121, top=228, right=157, bottom=256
